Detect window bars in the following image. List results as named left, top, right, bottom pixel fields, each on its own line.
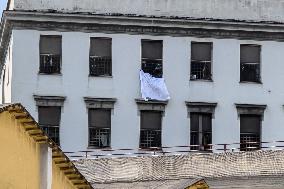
left=89, top=127, right=111, bottom=148
left=240, top=44, right=261, bottom=82
left=240, top=133, right=260, bottom=151
left=190, top=42, right=212, bottom=80
left=89, top=56, right=112, bottom=76
left=40, top=125, right=60, bottom=145
left=39, top=54, right=61, bottom=74
left=240, top=63, right=260, bottom=82
left=190, top=61, right=211, bottom=80
left=140, top=129, right=162, bottom=148
left=141, top=58, right=163, bottom=78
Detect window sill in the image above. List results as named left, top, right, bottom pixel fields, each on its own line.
left=87, top=146, right=112, bottom=150
left=190, top=79, right=213, bottom=82
left=38, top=73, right=62, bottom=76
left=239, top=81, right=262, bottom=85
left=88, top=75, right=113, bottom=78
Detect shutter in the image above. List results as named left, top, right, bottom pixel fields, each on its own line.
left=38, top=106, right=61, bottom=126
left=142, top=40, right=163, bottom=60
left=202, top=114, right=212, bottom=132
left=89, top=109, right=111, bottom=128
left=40, top=36, right=62, bottom=55
left=240, top=45, right=261, bottom=63
left=240, top=115, right=261, bottom=134
left=90, top=38, right=112, bottom=57
left=141, top=111, right=161, bottom=130
left=190, top=113, right=199, bottom=132
left=191, top=42, right=212, bottom=61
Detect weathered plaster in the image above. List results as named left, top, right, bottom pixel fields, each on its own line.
left=9, top=0, right=284, bottom=23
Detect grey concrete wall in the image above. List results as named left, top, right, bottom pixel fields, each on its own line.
left=74, top=150, right=284, bottom=184
left=10, top=0, right=284, bottom=23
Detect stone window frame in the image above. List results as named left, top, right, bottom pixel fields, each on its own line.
left=135, top=99, right=168, bottom=149
left=235, top=103, right=266, bottom=120
left=34, top=95, right=66, bottom=146
left=135, top=99, right=168, bottom=116
left=84, top=97, right=117, bottom=109
left=235, top=103, right=266, bottom=151
left=185, top=102, right=217, bottom=118
left=84, top=97, right=117, bottom=149
left=185, top=102, right=217, bottom=151
left=34, top=95, right=66, bottom=107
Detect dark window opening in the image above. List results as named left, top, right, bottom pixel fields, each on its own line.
left=140, top=111, right=162, bottom=148
left=38, top=106, right=61, bottom=145
left=88, top=109, right=111, bottom=148
left=190, top=113, right=212, bottom=151
left=89, top=38, right=112, bottom=76
left=190, top=42, right=212, bottom=80
left=39, top=36, right=62, bottom=74
left=141, top=40, right=163, bottom=78
left=240, top=114, right=261, bottom=151
left=240, top=44, right=261, bottom=82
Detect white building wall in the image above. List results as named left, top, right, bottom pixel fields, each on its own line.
left=2, top=38, right=13, bottom=104
left=10, top=29, right=284, bottom=152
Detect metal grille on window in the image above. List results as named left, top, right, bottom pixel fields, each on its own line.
left=240, top=45, right=261, bottom=82
left=38, top=106, right=61, bottom=145
left=191, top=42, right=212, bottom=80
left=240, top=115, right=261, bottom=151
left=190, top=113, right=212, bottom=151
left=39, top=36, right=62, bottom=74
left=41, top=125, right=60, bottom=145
left=141, top=40, right=163, bottom=78
left=140, top=111, right=162, bottom=148
left=89, top=109, right=111, bottom=148
left=89, top=38, right=112, bottom=76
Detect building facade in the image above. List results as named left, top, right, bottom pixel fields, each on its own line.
left=1, top=0, right=284, bottom=152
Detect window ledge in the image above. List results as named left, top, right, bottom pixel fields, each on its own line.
left=38, top=73, right=62, bottom=76
left=87, top=146, right=112, bottom=150
left=239, top=81, right=262, bottom=84
left=89, top=75, right=113, bottom=78
left=190, top=79, right=213, bottom=82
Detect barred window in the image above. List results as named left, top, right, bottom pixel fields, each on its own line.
left=240, top=44, right=261, bottom=83
left=38, top=106, right=61, bottom=145
left=140, top=111, right=162, bottom=148
left=141, top=40, right=163, bottom=78
left=39, top=36, right=62, bottom=74
left=89, top=38, right=112, bottom=76
left=240, top=115, right=261, bottom=151
left=88, top=109, right=111, bottom=148
left=190, top=42, right=212, bottom=80
left=190, top=113, right=212, bottom=151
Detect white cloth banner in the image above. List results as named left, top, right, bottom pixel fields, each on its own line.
left=139, top=70, right=170, bottom=101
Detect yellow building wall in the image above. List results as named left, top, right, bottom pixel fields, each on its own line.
left=0, top=112, right=41, bottom=189
left=52, top=161, right=77, bottom=189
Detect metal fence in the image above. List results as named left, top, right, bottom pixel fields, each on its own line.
left=65, top=140, right=284, bottom=160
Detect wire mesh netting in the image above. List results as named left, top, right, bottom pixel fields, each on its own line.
left=73, top=150, right=284, bottom=186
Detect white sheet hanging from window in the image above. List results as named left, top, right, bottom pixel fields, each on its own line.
left=139, top=70, right=170, bottom=101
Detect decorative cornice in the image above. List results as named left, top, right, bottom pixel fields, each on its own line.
left=135, top=98, right=168, bottom=114
left=235, top=103, right=267, bottom=110
left=235, top=103, right=267, bottom=120
left=84, top=97, right=116, bottom=109
left=185, top=101, right=217, bottom=117
left=34, top=95, right=66, bottom=107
